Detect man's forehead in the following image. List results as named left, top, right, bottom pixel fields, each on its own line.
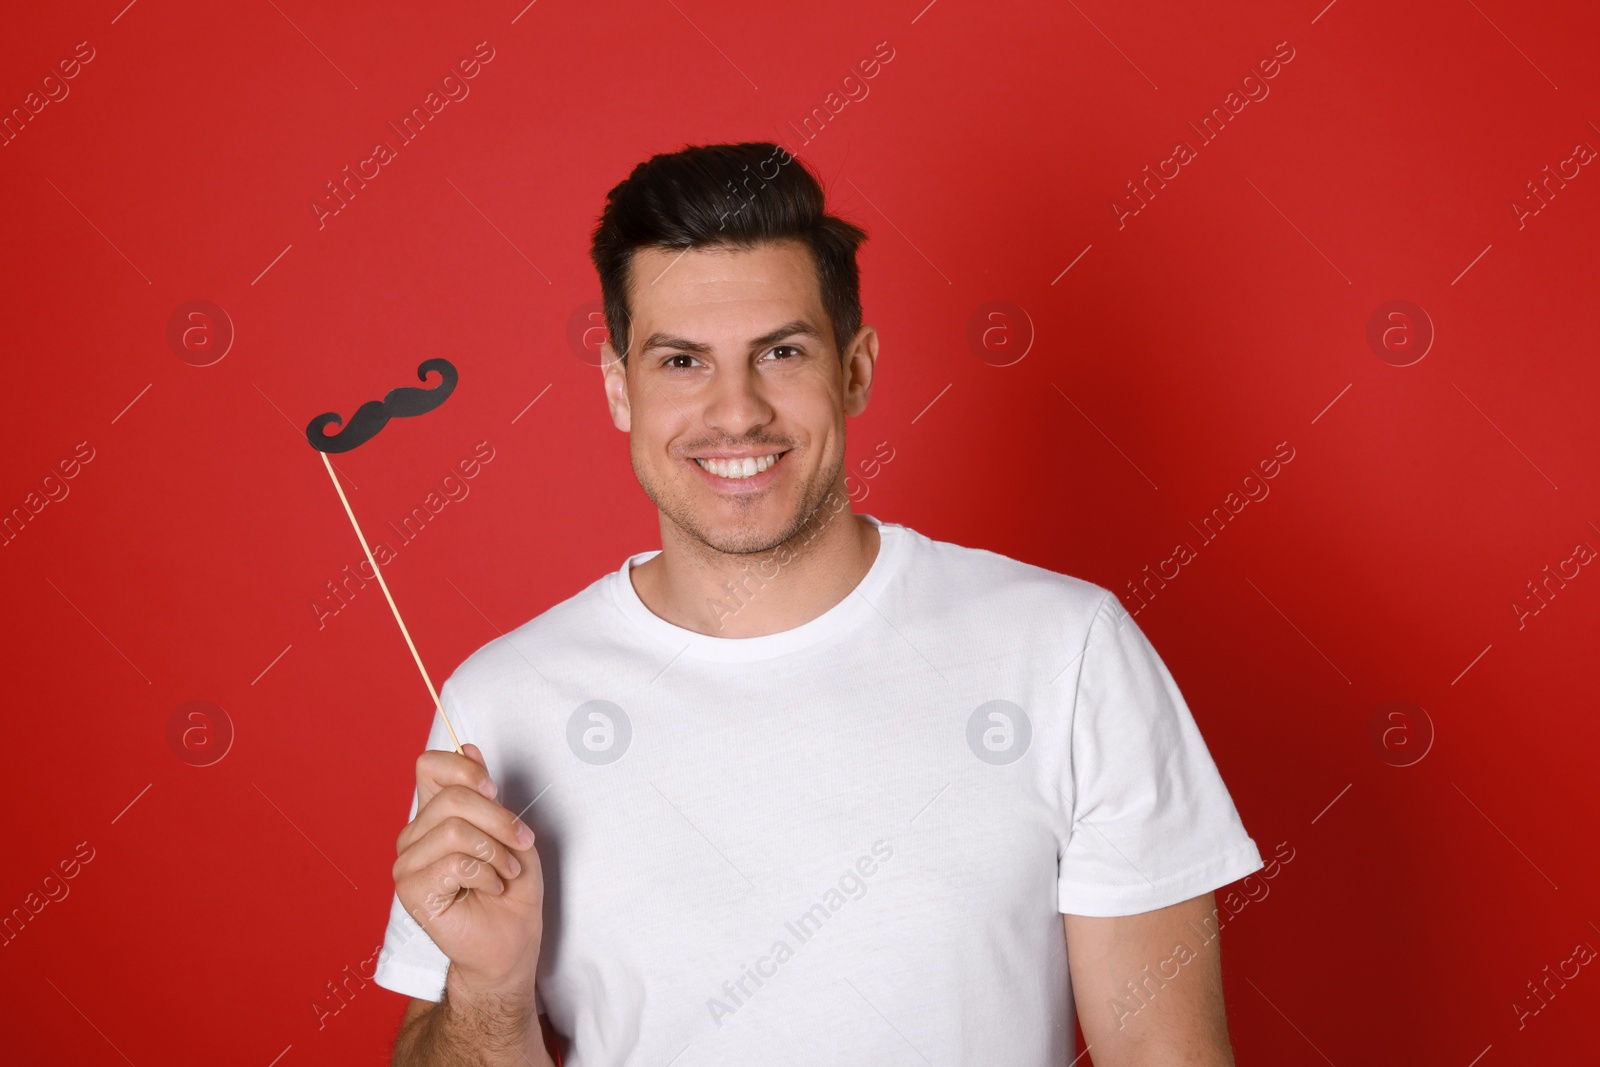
left=626, top=240, right=825, bottom=340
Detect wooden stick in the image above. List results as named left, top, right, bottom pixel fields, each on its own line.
left=320, top=451, right=464, bottom=754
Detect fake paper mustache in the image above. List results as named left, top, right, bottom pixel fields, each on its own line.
left=305, top=358, right=458, bottom=453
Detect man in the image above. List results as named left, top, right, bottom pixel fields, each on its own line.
left=373, top=141, right=1265, bottom=1066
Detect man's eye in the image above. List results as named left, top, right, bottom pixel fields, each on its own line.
left=767, top=344, right=802, bottom=360
left=665, top=354, right=699, bottom=368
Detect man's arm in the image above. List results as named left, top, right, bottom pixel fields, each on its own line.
left=392, top=984, right=558, bottom=1067
left=1064, top=891, right=1236, bottom=1067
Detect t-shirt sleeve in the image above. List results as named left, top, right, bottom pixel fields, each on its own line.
left=1057, top=593, right=1263, bottom=916
left=370, top=683, right=548, bottom=1015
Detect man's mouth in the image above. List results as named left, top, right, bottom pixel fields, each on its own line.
left=691, top=450, right=788, bottom=480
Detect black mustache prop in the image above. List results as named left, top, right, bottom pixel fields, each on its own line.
left=305, top=358, right=458, bottom=453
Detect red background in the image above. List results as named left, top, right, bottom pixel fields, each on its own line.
left=3, top=0, right=1597, bottom=1063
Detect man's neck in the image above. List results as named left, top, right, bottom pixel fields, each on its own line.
left=629, top=497, right=882, bottom=639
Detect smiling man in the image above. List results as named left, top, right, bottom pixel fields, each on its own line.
left=372, top=142, right=1265, bottom=1066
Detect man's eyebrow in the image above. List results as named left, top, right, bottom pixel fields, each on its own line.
left=640, top=319, right=827, bottom=355
left=750, top=320, right=827, bottom=349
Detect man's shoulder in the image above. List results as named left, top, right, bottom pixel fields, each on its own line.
left=445, top=564, right=625, bottom=695
left=896, top=522, right=1113, bottom=620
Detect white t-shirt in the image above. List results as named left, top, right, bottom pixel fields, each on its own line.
left=373, top=515, right=1262, bottom=1064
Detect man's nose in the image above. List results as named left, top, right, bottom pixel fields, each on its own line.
left=701, top=362, right=774, bottom=435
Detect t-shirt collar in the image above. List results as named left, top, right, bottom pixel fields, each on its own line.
left=606, top=513, right=902, bottom=662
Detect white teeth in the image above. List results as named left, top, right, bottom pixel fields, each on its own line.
left=695, top=452, right=782, bottom=479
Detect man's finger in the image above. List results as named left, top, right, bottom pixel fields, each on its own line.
left=397, top=783, right=535, bottom=858
left=415, top=744, right=497, bottom=813
left=394, top=814, right=524, bottom=885
left=398, top=850, right=508, bottom=929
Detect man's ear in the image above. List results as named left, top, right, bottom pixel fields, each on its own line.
left=601, top=340, right=631, bottom=432
left=841, top=323, right=879, bottom=418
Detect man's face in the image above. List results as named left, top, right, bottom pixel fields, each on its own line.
left=601, top=238, right=876, bottom=556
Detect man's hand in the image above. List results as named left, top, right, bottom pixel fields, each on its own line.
left=393, top=742, right=544, bottom=996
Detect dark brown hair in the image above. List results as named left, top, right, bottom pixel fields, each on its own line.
left=589, top=142, right=869, bottom=366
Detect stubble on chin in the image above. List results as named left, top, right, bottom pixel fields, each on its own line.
left=636, top=447, right=844, bottom=559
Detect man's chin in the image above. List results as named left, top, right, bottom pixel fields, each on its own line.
left=690, top=522, right=794, bottom=558
left=672, top=505, right=806, bottom=558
